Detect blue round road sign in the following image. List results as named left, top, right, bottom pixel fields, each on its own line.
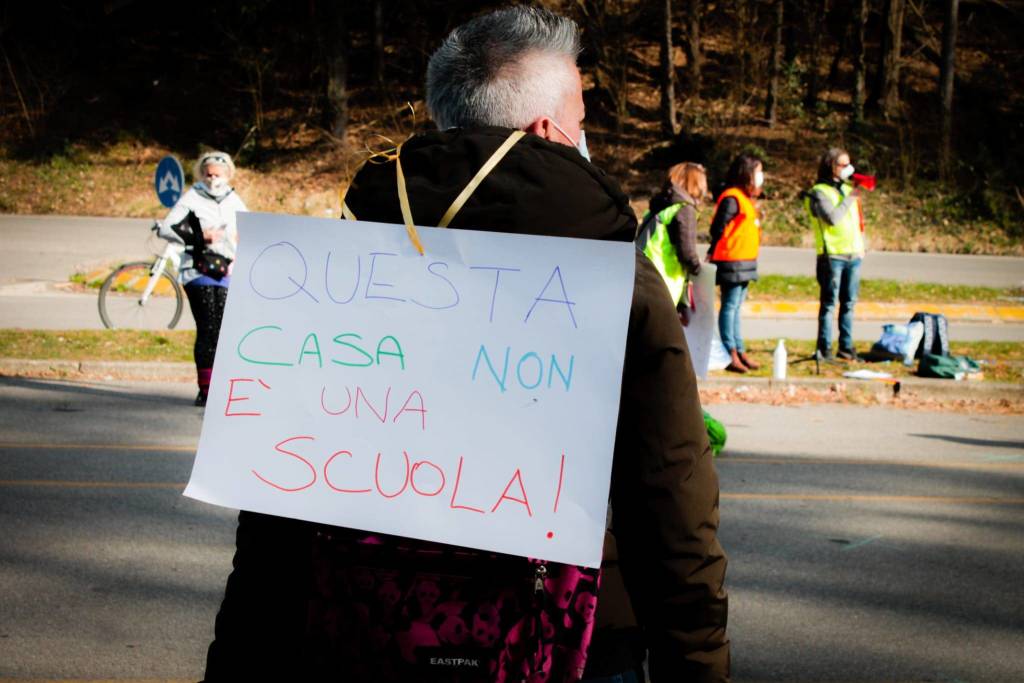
left=155, top=156, right=185, bottom=208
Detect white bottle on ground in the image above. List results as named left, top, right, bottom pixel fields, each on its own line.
left=773, top=339, right=788, bottom=380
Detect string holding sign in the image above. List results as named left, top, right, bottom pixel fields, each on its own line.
left=342, top=130, right=527, bottom=256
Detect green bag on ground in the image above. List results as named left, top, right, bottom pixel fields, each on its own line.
left=917, top=353, right=981, bottom=380
left=703, top=410, right=727, bottom=457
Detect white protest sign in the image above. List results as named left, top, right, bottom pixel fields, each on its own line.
left=184, top=213, right=635, bottom=568
left=683, top=263, right=717, bottom=379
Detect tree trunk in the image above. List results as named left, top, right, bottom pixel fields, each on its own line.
left=684, top=0, right=702, bottom=94
left=734, top=0, right=756, bottom=108
left=939, top=0, right=958, bottom=179
left=851, top=0, right=868, bottom=125
left=580, top=0, right=632, bottom=135
left=372, top=0, right=384, bottom=88
left=323, top=1, right=348, bottom=141
left=765, top=0, right=784, bottom=126
left=876, top=0, right=906, bottom=118
left=660, top=0, right=678, bottom=136
left=783, top=0, right=799, bottom=64
left=804, top=0, right=829, bottom=111
left=827, top=16, right=850, bottom=88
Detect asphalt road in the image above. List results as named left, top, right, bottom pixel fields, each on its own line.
left=2, top=214, right=1023, bottom=340
left=4, top=214, right=1023, bottom=288
left=1, top=377, right=1022, bottom=681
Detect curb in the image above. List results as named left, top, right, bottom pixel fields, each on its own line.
left=699, top=375, right=1024, bottom=402
left=743, top=300, right=1024, bottom=323
left=2, top=359, right=1021, bottom=404
left=0, top=358, right=193, bottom=381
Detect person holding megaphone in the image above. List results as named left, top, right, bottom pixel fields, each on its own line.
left=804, top=147, right=875, bottom=362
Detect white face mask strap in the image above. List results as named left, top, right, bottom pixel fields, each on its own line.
left=548, top=118, right=578, bottom=147
left=548, top=118, right=590, bottom=161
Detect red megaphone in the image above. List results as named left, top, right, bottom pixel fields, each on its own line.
left=852, top=173, right=876, bottom=191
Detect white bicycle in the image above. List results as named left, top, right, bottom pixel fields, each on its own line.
left=97, top=230, right=185, bottom=329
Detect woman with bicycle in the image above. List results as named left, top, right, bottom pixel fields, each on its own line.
left=156, top=151, right=248, bottom=406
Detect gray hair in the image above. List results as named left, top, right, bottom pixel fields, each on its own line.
left=194, top=150, right=236, bottom=180
left=426, top=5, right=582, bottom=130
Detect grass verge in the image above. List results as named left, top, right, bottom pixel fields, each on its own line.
left=748, top=275, right=1023, bottom=304
left=66, top=270, right=1024, bottom=305
left=730, top=339, right=1023, bottom=384
left=0, top=329, right=1019, bottom=384
left=0, top=330, right=194, bottom=363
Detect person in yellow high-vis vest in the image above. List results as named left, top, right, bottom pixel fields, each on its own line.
left=708, top=153, right=764, bottom=373
left=638, top=162, right=708, bottom=325
left=804, top=147, right=866, bottom=361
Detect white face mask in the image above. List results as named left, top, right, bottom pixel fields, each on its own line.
left=549, top=119, right=590, bottom=162
left=754, top=169, right=765, bottom=189
left=839, top=164, right=855, bottom=180
left=576, top=129, right=591, bottom=162
left=204, top=176, right=230, bottom=195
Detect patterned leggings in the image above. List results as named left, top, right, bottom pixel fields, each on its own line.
left=184, top=283, right=228, bottom=394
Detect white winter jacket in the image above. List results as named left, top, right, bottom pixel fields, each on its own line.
left=157, top=184, right=248, bottom=285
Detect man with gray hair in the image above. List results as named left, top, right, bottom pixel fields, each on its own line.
left=203, top=7, right=728, bottom=683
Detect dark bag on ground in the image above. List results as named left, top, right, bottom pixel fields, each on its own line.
left=170, top=210, right=232, bottom=280
left=918, top=353, right=980, bottom=379
left=866, top=322, right=925, bottom=365
left=305, top=527, right=601, bottom=682
left=910, top=312, right=949, bottom=358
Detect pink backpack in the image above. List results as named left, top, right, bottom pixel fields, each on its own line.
left=305, top=527, right=601, bottom=682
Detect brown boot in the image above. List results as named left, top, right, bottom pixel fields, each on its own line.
left=726, top=349, right=748, bottom=373
left=739, top=351, right=760, bottom=370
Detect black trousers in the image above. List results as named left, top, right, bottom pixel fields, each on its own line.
left=184, top=283, right=228, bottom=390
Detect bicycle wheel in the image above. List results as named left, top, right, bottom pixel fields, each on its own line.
left=98, top=261, right=184, bottom=330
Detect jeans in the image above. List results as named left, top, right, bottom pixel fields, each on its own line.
left=718, top=282, right=749, bottom=353
left=816, top=255, right=862, bottom=354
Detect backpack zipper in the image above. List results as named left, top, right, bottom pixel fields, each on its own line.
left=534, top=562, right=548, bottom=593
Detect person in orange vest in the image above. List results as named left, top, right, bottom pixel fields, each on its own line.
left=708, top=153, right=764, bottom=373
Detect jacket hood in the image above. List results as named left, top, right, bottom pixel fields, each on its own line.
left=649, top=184, right=695, bottom=217
left=345, top=126, right=637, bottom=243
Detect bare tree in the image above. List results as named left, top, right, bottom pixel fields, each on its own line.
left=876, top=0, right=906, bottom=118
left=684, top=0, right=703, bottom=94
left=765, top=0, right=784, bottom=126
left=851, top=0, right=869, bottom=125
left=0, top=39, right=34, bottom=138
left=372, top=0, right=385, bottom=88
left=939, top=0, right=959, bottom=179
left=578, top=0, right=634, bottom=134
left=804, top=0, right=830, bottom=111
left=733, top=0, right=759, bottom=110
left=660, top=0, right=679, bottom=136
left=322, top=1, right=349, bottom=142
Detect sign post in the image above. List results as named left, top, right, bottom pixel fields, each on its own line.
left=154, top=155, right=185, bottom=208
